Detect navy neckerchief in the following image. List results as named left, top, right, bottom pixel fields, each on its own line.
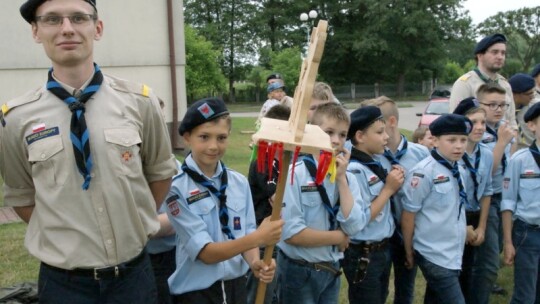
left=303, top=156, right=340, bottom=231
left=431, top=149, right=467, bottom=219
left=350, top=147, right=387, bottom=182
left=46, top=63, right=103, bottom=190
left=383, top=135, right=408, bottom=166
left=474, top=68, right=498, bottom=84
left=529, top=141, right=540, bottom=170
left=181, top=160, right=235, bottom=240
left=462, top=146, right=481, bottom=206
left=485, top=125, right=507, bottom=174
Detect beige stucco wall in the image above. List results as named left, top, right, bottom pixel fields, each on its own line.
left=0, top=0, right=187, bottom=124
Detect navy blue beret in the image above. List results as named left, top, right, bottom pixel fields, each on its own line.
left=524, top=103, right=540, bottom=123
left=474, top=34, right=507, bottom=55
left=531, top=64, right=540, bottom=78
left=429, top=114, right=472, bottom=136
left=509, top=73, right=535, bottom=93
left=179, top=98, right=229, bottom=135
left=267, top=82, right=285, bottom=93
left=21, top=0, right=97, bottom=23
left=347, top=106, right=384, bottom=140
left=453, top=97, right=480, bottom=116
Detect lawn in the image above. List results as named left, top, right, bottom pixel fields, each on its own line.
left=0, top=117, right=515, bottom=303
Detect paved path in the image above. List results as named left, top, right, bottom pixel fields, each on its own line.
left=0, top=207, right=21, bottom=225
left=231, top=101, right=428, bottom=132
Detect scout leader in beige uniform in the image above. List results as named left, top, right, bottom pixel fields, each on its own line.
left=449, top=33, right=517, bottom=131
left=0, top=0, right=177, bottom=303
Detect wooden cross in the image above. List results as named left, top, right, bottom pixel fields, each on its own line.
left=253, top=19, right=331, bottom=304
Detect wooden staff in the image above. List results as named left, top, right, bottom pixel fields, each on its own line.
left=254, top=19, right=330, bottom=304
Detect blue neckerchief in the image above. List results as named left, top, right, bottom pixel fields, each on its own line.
left=431, top=149, right=467, bottom=220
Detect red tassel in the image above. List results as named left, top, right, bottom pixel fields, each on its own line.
left=257, top=141, right=268, bottom=173
left=274, top=142, right=284, bottom=183
left=316, top=151, right=333, bottom=185
left=267, top=143, right=278, bottom=182
left=290, top=146, right=302, bottom=185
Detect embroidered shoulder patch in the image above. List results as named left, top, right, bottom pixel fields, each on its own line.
left=166, top=194, right=181, bottom=216
left=503, top=177, right=510, bottom=189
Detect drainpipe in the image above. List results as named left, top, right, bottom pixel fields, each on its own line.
left=167, top=0, right=180, bottom=150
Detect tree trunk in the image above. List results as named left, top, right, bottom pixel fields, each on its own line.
left=397, top=73, right=405, bottom=98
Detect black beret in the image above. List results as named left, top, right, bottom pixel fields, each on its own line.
left=20, top=0, right=97, bottom=23
left=179, top=98, right=229, bottom=135
left=266, top=73, right=282, bottom=83
left=509, top=73, right=535, bottom=93
left=524, top=102, right=540, bottom=123
left=429, top=114, right=472, bottom=136
left=453, top=97, right=480, bottom=116
left=474, top=33, right=506, bottom=55
left=531, top=64, right=540, bottom=78
left=347, top=106, right=383, bottom=140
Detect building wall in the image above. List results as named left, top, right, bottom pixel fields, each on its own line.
left=0, top=0, right=187, bottom=125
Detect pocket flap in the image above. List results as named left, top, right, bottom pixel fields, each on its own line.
left=104, top=128, right=142, bottom=147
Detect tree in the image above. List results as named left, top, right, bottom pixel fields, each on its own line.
left=270, top=47, right=303, bottom=94
left=184, top=25, right=227, bottom=102
left=477, top=6, right=540, bottom=71
left=440, top=61, right=464, bottom=84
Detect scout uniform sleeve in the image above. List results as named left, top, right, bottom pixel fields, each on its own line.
left=500, top=155, right=520, bottom=213
left=280, top=166, right=309, bottom=241
left=336, top=171, right=371, bottom=236
left=482, top=151, right=494, bottom=197
left=139, top=87, right=177, bottom=182
left=402, top=169, right=431, bottom=213
left=165, top=184, right=214, bottom=261
left=449, top=75, right=472, bottom=112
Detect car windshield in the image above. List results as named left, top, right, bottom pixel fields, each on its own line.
left=425, top=102, right=449, bottom=115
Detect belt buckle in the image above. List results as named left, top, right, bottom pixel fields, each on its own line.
left=93, top=266, right=119, bottom=280
left=353, top=257, right=370, bottom=284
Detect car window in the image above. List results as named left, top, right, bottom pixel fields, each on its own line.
left=425, top=102, right=449, bottom=114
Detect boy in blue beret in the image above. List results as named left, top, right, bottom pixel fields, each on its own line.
left=502, top=102, right=540, bottom=303
left=453, top=97, right=495, bottom=302
left=362, top=96, right=429, bottom=304
left=510, top=73, right=537, bottom=146
left=531, top=64, right=540, bottom=103
left=166, top=98, right=284, bottom=303
left=343, top=105, right=405, bottom=304
left=401, top=114, right=474, bottom=304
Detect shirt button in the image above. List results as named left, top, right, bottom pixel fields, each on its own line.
left=41, top=154, right=46, bottom=159
left=90, top=173, right=95, bottom=178
left=124, top=139, right=130, bottom=144
left=98, top=207, right=103, bottom=213
left=106, top=240, right=112, bottom=245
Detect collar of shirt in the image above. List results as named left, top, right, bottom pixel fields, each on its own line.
left=51, top=72, right=94, bottom=96
left=185, top=154, right=224, bottom=181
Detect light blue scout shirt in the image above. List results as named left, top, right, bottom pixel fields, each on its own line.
left=165, top=155, right=257, bottom=295
left=402, top=154, right=467, bottom=270
left=501, top=148, right=540, bottom=225
left=278, top=159, right=371, bottom=263
left=147, top=160, right=182, bottom=255
left=377, top=136, right=429, bottom=224
left=482, top=127, right=511, bottom=194
left=458, top=143, right=494, bottom=212
left=347, top=159, right=395, bottom=242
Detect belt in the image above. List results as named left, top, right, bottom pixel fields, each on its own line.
left=492, top=192, right=502, bottom=199
left=42, top=249, right=146, bottom=280
left=279, top=250, right=342, bottom=277
left=349, top=238, right=389, bottom=254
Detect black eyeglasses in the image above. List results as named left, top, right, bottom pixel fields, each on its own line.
left=479, top=102, right=509, bottom=110
left=35, top=14, right=96, bottom=26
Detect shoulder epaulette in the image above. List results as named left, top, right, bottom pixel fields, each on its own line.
left=458, top=73, right=472, bottom=81
left=109, top=76, right=151, bottom=98
left=0, top=89, right=42, bottom=127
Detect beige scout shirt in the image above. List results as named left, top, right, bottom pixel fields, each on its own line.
left=449, top=70, right=517, bottom=130
left=0, top=74, right=177, bottom=269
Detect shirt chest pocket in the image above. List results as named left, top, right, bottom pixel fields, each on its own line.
left=28, top=136, right=67, bottom=187
left=519, top=178, right=540, bottom=201
left=300, top=191, right=321, bottom=208
left=104, top=128, right=143, bottom=177
left=368, top=180, right=384, bottom=200
left=188, top=197, right=216, bottom=216
left=433, top=181, right=454, bottom=204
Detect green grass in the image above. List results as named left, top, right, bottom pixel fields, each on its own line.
left=0, top=116, right=515, bottom=303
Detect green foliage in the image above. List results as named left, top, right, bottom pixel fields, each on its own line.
left=440, top=61, right=465, bottom=83
left=463, top=59, right=477, bottom=73
left=184, top=25, right=227, bottom=100
left=270, top=47, right=303, bottom=93
left=477, top=6, right=540, bottom=71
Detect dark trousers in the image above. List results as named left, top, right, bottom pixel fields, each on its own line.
left=173, top=276, right=247, bottom=304
left=38, top=251, right=157, bottom=304
left=149, top=248, right=176, bottom=304
left=460, top=211, right=480, bottom=303
left=390, top=231, right=418, bottom=304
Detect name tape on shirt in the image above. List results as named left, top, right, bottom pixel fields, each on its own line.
left=433, top=175, right=450, bottom=184
left=26, top=127, right=59, bottom=145
left=187, top=190, right=210, bottom=204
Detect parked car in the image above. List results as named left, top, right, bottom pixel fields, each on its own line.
left=416, top=98, right=450, bottom=127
